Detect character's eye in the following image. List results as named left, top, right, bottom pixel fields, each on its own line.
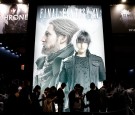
left=77, top=40, right=87, bottom=43
left=45, top=31, right=50, bottom=37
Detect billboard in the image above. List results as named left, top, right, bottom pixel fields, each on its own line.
left=110, top=4, right=135, bottom=33
left=33, top=5, right=106, bottom=111
left=0, top=4, right=29, bottom=34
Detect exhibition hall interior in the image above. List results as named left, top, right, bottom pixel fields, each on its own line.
left=0, top=0, right=135, bottom=114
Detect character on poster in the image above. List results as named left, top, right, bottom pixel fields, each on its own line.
left=34, top=18, right=79, bottom=92
left=2, top=4, right=28, bottom=33
left=58, top=30, right=106, bottom=93
left=58, top=30, right=106, bottom=112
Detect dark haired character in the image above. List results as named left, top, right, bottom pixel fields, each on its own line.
left=9, top=4, right=18, bottom=15
left=3, top=4, right=28, bottom=33
left=58, top=30, right=106, bottom=111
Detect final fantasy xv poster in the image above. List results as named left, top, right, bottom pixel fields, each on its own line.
left=33, top=5, right=106, bottom=111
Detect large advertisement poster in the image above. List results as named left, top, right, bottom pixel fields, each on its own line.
left=0, top=4, right=29, bottom=34
left=33, top=5, right=106, bottom=112
left=110, top=4, right=135, bottom=33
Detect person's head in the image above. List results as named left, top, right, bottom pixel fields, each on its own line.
left=74, top=83, right=81, bottom=92
left=90, top=82, right=96, bottom=90
left=9, top=4, right=18, bottom=15
left=75, top=30, right=91, bottom=56
left=41, top=18, right=79, bottom=55
left=44, top=87, right=50, bottom=95
left=61, top=82, right=66, bottom=89
left=33, top=85, right=41, bottom=95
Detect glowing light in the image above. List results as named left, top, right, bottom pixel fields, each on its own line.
left=18, top=0, right=23, bottom=3
left=129, top=69, right=134, bottom=73
left=21, top=64, right=25, bottom=70
left=116, top=4, right=125, bottom=12
left=122, top=0, right=126, bottom=3
left=6, top=50, right=10, bottom=52
left=16, top=55, right=19, bottom=58
left=1, top=47, right=5, bottom=49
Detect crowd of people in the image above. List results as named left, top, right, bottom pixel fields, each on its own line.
left=0, top=79, right=135, bottom=115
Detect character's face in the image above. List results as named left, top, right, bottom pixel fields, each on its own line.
left=76, top=42, right=88, bottom=54
left=10, top=8, right=16, bottom=15
left=41, top=24, right=60, bottom=55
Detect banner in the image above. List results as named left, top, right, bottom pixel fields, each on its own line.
left=33, top=5, right=105, bottom=94
left=0, top=4, right=29, bottom=34
left=110, top=4, right=135, bottom=33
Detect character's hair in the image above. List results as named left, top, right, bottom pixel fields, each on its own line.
left=9, top=4, right=18, bottom=14
left=49, top=18, right=79, bottom=44
left=76, top=30, right=91, bottom=45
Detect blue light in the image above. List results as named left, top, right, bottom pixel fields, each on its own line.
left=129, top=69, right=134, bottom=73
left=16, top=55, right=19, bottom=58
left=0, top=47, right=5, bottom=50
left=6, top=50, right=10, bottom=53
left=0, top=46, right=20, bottom=58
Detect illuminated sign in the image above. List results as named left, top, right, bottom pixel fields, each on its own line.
left=0, top=4, right=29, bottom=34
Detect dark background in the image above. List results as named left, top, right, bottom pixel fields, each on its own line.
left=0, top=0, right=135, bottom=88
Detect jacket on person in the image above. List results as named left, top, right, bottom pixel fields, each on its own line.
left=59, top=52, right=106, bottom=92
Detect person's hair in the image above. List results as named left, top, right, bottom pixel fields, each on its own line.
left=75, top=30, right=91, bottom=57
left=44, top=87, right=50, bottom=92
left=9, top=4, right=18, bottom=13
left=90, top=82, right=95, bottom=89
left=74, top=83, right=81, bottom=89
left=61, top=82, right=66, bottom=88
left=49, top=18, right=79, bottom=44
left=33, top=85, right=41, bottom=92
left=76, top=30, right=91, bottom=45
